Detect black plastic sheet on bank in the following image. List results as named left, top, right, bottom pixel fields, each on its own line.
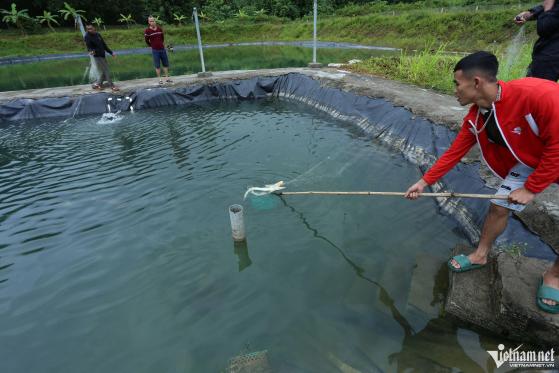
left=0, top=73, right=555, bottom=260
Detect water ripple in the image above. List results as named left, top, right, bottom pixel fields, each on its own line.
left=0, top=101, right=469, bottom=373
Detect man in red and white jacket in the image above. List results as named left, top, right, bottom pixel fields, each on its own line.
left=144, top=16, right=172, bottom=85
left=405, top=51, right=559, bottom=313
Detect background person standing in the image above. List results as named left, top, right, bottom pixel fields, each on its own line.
left=84, top=24, right=119, bottom=91
left=144, top=16, right=172, bottom=85
left=515, top=0, right=559, bottom=81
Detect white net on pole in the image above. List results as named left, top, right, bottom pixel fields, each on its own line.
left=77, top=15, right=100, bottom=83
left=243, top=181, right=285, bottom=199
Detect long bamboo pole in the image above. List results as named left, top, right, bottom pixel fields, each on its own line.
left=276, top=191, right=508, bottom=200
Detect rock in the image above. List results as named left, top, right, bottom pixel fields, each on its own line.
left=445, top=245, right=505, bottom=334
left=445, top=245, right=559, bottom=348
left=308, top=62, right=323, bottom=68
left=516, top=185, right=559, bottom=252
left=388, top=317, right=486, bottom=373
left=407, top=253, right=446, bottom=318
left=492, top=252, right=559, bottom=346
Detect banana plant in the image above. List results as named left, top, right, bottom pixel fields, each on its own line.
left=1, top=3, right=31, bottom=35
left=198, top=11, right=209, bottom=22
left=36, top=11, right=60, bottom=32
left=235, top=9, right=249, bottom=19
left=59, top=2, right=87, bottom=30
left=173, top=13, right=186, bottom=26
left=118, top=13, right=135, bottom=28
left=92, top=17, right=105, bottom=30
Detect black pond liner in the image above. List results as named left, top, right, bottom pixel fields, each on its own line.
left=0, top=72, right=555, bottom=261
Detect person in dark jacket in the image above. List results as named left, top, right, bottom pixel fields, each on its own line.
left=515, top=0, right=559, bottom=81
left=84, top=24, right=119, bottom=91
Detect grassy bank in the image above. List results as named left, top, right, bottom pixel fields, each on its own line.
left=348, top=42, right=534, bottom=94
left=0, top=2, right=538, bottom=95
left=0, top=46, right=390, bottom=92
left=0, top=7, right=536, bottom=58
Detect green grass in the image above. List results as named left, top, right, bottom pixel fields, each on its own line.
left=0, top=2, right=540, bottom=93
left=349, top=48, right=461, bottom=93
left=0, top=46, right=394, bottom=91
left=349, top=41, right=534, bottom=95
left=0, top=8, right=538, bottom=58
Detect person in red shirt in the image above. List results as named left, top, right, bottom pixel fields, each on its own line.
left=144, top=16, right=172, bottom=85
left=405, top=51, right=559, bottom=313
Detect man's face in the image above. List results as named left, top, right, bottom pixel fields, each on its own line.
left=453, top=70, right=478, bottom=106
left=86, top=26, right=96, bottom=34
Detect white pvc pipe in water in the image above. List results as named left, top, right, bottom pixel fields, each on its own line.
left=229, top=204, right=246, bottom=242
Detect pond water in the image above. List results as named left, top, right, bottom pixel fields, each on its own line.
left=0, top=99, right=506, bottom=372
left=0, top=45, right=396, bottom=92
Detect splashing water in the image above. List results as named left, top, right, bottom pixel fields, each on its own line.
left=502, top=25, right=526, bottom=79
left=97, top=111, right=123, bottom=124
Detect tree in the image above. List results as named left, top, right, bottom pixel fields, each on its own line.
left=36, top=10, right=60, bottom=32
left=1, top=3, right=31, bottom=35
left=118, top=13, right=134, bottom=28
left=172, top=13, right=186, bottom=26
left=203, top=0, right=235, bottom=21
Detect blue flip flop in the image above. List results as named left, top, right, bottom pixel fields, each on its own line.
left=536, top=277, right=559, bottom=314
left=447, top=254, right=486, bottom=273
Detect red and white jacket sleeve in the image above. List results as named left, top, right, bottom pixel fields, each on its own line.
left=524, top=94, right=559, bottom=193
left=422, top=120, right=477, bottom=185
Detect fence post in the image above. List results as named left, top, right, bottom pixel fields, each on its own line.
left=308, top=0, right=322, bottom=68
left=193, top=8, right=212, bottom=77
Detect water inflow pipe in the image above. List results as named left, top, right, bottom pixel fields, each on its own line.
left=229, top=204, right=246, bottom=241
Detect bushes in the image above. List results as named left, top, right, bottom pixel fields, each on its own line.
left=5, top=0, right=535, bottom=29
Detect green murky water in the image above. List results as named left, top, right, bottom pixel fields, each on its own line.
left=0, top=46, right=395, bottom=92
left=0, top=99, right=505, bottom=372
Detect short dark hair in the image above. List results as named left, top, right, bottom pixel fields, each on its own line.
left=454, top=51, right=498, bottom=82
